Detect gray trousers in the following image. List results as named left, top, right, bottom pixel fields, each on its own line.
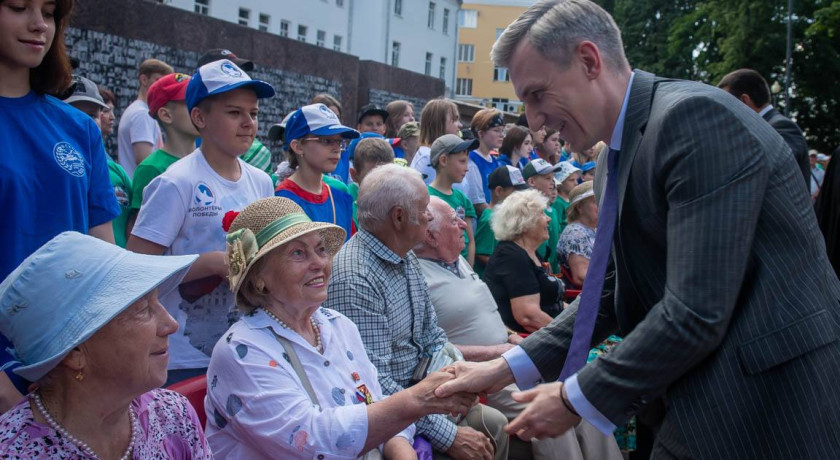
left=433, top=403, right=510, bottom=460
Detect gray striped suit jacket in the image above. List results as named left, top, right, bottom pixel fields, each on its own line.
left=520, top=70, right=840, bottom=459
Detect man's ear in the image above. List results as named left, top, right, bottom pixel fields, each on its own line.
left=157, top=106, right=173, bottom=125
left=389, top=206, right=405, bottom=230
left=349, top=167, right=359, bottom=184
left=577, top=40, right=602, bottom=80
left=190, top=107, right=206, bottom=130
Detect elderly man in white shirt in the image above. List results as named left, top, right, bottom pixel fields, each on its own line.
left=415, top=197, right=623, bottom=460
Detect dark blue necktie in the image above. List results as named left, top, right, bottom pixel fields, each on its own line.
left=559, top=148, right=619, bottom=380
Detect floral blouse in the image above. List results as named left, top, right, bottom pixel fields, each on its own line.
left=556, top=222, right=597, bottom=271
left=205, top=307, right=414, bottom=459
left=0, top=388, right=211, bottom=459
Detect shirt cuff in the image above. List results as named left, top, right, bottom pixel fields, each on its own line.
left=502, top=346, right=543, bottom=390
left=564, top=373, right=616, bottom=436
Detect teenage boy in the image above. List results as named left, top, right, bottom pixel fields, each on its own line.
left=428, top=134, right=480, bottom=266
left=552, top=162, right=581, bottom=235
left=117, top=58, right=173, bottom=177
left=475, top=165, right=529, bottom=277
left=332, top=104, right=390, bottom=184
left=348, top=137, right=396, bottom=226
left=127, top=60, right=275, bottom=383
left=522, top=158, right=563, bottom=273
left=62, top=75, right=133, bottom=248
left=129, top=73, right=197, bottom=234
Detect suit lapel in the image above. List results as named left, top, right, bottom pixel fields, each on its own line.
left=616, top=70, right=655, bottom=218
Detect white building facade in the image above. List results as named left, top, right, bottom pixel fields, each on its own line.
left=164, top=0, right=461, bottom=96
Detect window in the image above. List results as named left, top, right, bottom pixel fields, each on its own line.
left=258, top=13, right=270, bottom=32
left=334, top=35, right=343, bottom=52
left=394, top=0, right=402, bottom=16
left=443, top=9, right=450, bottom=35
left=425, top=52, right=433, bottom=75
left=238, top=8, right=250, bottom=26
left=391, top=42, right=401, bottom=66
left=458, top=44, right=475, bottom=62
left=316, top=30, right=326, bottom=47
left=458, top=9, right=477, bottom=28
left=427, top=2, right=436, bottom=29
left=298, top=25, right=307, bottom=42
left=439, top=57, right=446, bottom=80
left=456, top=78, right=473, bottom=96
left=194, top=0, right=209, bottom=15
left=280, top=20, right=289, bottom=38
left=336, top=0, right=344, bottom=5
left=493, top=66, right=510, bottom=82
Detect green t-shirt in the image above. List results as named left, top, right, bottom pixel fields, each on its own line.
left=474, top=207, right=497, bottom=278
left=538, top=205, right=562, bottom=274
left=347, top=182, right=359, bottom=228
left=131, top=149, right=179, bottom=210
left=323, top=174, right=350, bottom=194
left=107, top=158, right=132, bottom=248
left=552, top=196, right=571, bottom=235
left=428, top=186, right=477, bottom=259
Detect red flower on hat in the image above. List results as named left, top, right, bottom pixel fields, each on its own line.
left=222, top=211, right=239, bottom=232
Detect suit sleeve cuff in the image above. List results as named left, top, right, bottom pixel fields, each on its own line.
left=502, top=346, right=543, bottom=390
left=564, top=373, right=616, bottom=436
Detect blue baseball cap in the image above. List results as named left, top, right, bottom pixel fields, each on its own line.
left=0, top=232, right=197, bottom=382
left=284, top=103, right=361, bottom=143
left=186, top=59, right=275, bottom=112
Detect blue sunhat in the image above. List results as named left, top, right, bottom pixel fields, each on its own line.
left=284, top=103, right=361, bottom=143
left=186, top=59, right=275, bottom=111
left=0, top=232, right=197, bottom=382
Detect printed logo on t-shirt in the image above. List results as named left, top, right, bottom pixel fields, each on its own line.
left=53, top=142, right=85, bottom=177
left=190, top=182, right=222, bottom=217
left=455, top=206, right=466, bottom=220
left=114, top=185, right=129, bottom=208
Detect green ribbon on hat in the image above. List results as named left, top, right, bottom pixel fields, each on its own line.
left=255, top=212, right=312, bottom=247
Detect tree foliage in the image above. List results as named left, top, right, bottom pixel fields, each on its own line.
left=593, top=0, right=840, bottom=151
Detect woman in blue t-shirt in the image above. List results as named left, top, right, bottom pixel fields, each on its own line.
left=467, top=109, right=505, bottom=215
left=0, top=0, right=120, bottom=408
left=275, top=103, right=360, bottom=240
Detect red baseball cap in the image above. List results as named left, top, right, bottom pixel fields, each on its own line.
left=147, top=73, right=191, bottom=118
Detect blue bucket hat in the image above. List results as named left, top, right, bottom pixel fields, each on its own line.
left=0, top=232, right=197, bottom=382
left=284, top=103, right=361, bottom=143
left=186, top=59, right=275, bottom=112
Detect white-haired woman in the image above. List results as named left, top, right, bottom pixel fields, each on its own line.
left=205, top=197, right=474, bottom=459
left=483, top=190, right=565, bottom=333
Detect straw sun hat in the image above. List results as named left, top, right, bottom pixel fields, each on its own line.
left=223, top=197, right=346, bottom=302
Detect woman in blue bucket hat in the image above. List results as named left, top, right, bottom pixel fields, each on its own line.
left=0, top=232, right=211, bottom=459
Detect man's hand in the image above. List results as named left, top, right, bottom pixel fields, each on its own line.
left=446, top=426, right=493, bottom=460
left=435, top=358, right=514, bottom=398
left=408, top=371, right=476, bottom=418
left=507, top=333, right=524, bottom=345
left=505, top=382, right=581, bottom=440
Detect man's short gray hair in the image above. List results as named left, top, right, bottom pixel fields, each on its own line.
left=357, top=164, right=426, bottom=231
left=491, top=189, right=548, bottom=241
left=491, top=0, right=630, bottom=73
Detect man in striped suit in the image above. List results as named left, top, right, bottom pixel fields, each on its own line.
left=436, top=1, right=840, bottom=458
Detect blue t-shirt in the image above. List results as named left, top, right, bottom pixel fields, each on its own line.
left=275, top=179, right=355, bottom=241
left=0, top=91, right=119, bottom=389
left=469, top=150, right=501, bottom=203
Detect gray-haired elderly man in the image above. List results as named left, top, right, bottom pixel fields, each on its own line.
left=325, top=164, right=509, bottom=460
left=415, top=196, right=623, bottom=460
left=436, top=1, right=840, bottom=459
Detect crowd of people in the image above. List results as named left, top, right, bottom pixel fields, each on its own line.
left=2, top=0, right=839, bottom=459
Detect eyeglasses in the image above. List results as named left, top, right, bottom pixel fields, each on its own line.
left=303, top=137, right=347, bottom=150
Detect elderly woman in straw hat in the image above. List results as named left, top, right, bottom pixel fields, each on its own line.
left=483, top=189, right=566, bottom=334
left=205, top=197, right=475, bottom=460
left=556, top=181, right=598, bottom=289
left=0, top=232, right=211, bottom=459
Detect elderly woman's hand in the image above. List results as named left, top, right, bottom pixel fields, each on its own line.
left=408, top=371, right=477, bottom=418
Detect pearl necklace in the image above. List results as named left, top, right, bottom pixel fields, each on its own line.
left=31, top=392, right=136, bottom=460
left=262, top=308, right=323, bottom=353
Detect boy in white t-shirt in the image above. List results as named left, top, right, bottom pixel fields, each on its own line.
left=127, top=60, right=275, bottom=384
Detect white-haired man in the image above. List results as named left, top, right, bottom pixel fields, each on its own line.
left=325, top=164, right=509, bottom=460
left=415, top=196, right=622, bottom=460
left=436, top=1, right=840, bottom=459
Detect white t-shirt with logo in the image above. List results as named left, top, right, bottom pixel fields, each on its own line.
left=117, top=99, right=161, bottom=178
left=132, top=148, right=274, bottom=369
